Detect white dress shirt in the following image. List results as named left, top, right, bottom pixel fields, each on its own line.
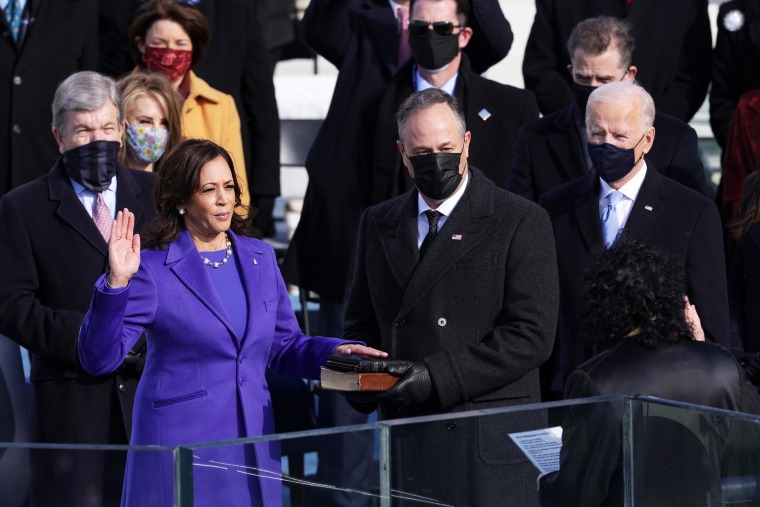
left=598, top=162, right=648, bottom=231
left=70, top=177, right=118, bottom=221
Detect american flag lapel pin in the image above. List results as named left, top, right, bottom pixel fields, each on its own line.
left=644, top=205, right=653, bottom=211
left=451, top=234, right=463, bottom=241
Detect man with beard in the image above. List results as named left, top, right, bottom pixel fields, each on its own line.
left=0, top=71, right=156, bottom=507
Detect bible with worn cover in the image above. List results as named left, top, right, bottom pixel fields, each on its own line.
left=320, top=355, right=412, bottom=391
left=320, top=368, right=399, bottom=391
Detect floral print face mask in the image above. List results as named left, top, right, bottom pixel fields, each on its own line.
left=125, top=124, right=168, bottom=164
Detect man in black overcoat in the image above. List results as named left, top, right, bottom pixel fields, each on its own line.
left=0, top=71, right=156, bottom=507
left=367, top=0, right=538, bottom=205
left=522, top=0, right=711, bottom=122
left=344, top=88, right=559, bottom=506
left=509, top=16, right=708, bottom=204
left=540, top=81, right=729, bottom=397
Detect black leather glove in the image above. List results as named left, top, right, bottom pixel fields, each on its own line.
left=376, top=362, right=432, bottom=408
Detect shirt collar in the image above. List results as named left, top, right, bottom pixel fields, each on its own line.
left=414, top=65, right=458, bottom=95
left=70, top=175, right=117, bottom=197
left=417, top=168, right=469, bottom=217
left=599, top=161, right=648, bottom=202
left=388, top=0, right=404, bottom=17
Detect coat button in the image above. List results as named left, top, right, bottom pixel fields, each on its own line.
left=118, top=383, right=126, bottom=392
left=239, top=354, right=245, bottom=364
left=395, top=319, right=407, bottom=328
left=13, top=76, right=21, bottom=85
left=437, top=318, right=447, bottom=327
left=11, top=124, right=21, bottom=134
left=239, top=377, right=245, bottom=386
left=445, top=421, right=457, bottom=431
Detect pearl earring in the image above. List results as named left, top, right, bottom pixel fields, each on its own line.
left=178, top=209, right=185, bottom=215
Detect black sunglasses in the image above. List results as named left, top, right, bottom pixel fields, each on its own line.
left=408, top=20, right=464, bottom=36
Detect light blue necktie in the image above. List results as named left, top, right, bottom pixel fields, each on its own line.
left=4, top=0, right=21, bottom=42
left=602, top=190, right=624, bottom=248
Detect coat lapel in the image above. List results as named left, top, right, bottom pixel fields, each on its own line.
left=620, top=163, right=665, bottom=241
left=397, top=170, right=499, bottom=316
left=167, top=230, right=239, bottom=346
left=548, top=105, right=589, bottom=181
left=229, top=230, right=265, bottom=347
left=375, top=193, right=419, bottom=289
left=574, top=173, right=604, bottom=252
left=461, top=66, right=490, bottom=158
left=114, top=164, right=147, bottom=224
left=48, top=160, right=109, bottom=256
left=362, top=0, right=400, bottom=77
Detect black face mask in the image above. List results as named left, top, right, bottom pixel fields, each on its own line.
left=408, top=152, right=464, bottom=200
left=587, top=133, right=646, bottom=184
left=573, top=82, right=597, bottom=117
left=573, top=71, right=629, bottom=117
left=62, top=140, right=120, bottom=192
left=409, top=29, right=460, bottom=71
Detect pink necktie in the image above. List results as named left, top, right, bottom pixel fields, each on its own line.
left=397, top=7, right=411, bottom=67
left=93, top=193, right=112, bottom=242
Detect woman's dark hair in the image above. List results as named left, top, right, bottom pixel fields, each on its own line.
left=580, top=239, right=693, bottom=349
left=142, top=139, right=254, bottom=249
left=128, top=0, right=211, bottom=69
left=732, top=173, right=760, bottom=238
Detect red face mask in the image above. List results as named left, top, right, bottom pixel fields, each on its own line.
left=143, top=46, right=193, bottom=82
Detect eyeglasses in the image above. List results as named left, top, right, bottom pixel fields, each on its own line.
left=408, top=20, right=464, bottom=36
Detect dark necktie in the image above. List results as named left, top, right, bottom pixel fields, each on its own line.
left=419, top=210, right=441, bottom=260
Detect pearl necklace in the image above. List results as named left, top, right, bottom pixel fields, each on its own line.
left=201, top=234, right=232, bottom=268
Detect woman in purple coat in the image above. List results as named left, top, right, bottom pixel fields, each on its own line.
left=78, top=139, right=385, bottom=506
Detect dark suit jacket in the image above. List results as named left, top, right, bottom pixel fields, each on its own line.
left=369, top=56, right=539, bottom=204
left=522, top=0, right=711, bottom=121
left=540, top=167, right=729, bottom=393
left=508, top=103, right=708, bottom=202
left=285, top=0, right=513, bottom=303
left=0, top=161, right=155, bottom=503
left=1, top=0, right=98, bottom=196
left=540, top=339, right=760, bottom=507
left=710, top=0, right=760, bottom=150
left=344, top=167, right=559, bottom=505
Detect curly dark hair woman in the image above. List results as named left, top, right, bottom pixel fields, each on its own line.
left=579, top=239, right=694, bottom=349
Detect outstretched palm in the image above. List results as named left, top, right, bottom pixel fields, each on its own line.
left=107, top=208, right=141, bottom=288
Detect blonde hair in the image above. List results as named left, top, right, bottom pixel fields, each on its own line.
left=117, top=71, right=183, bottom=170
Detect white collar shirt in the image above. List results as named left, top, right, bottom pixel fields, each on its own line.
left=598, top=161, right=648, bottom=231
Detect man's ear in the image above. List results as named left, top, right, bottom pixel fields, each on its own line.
left=52, top=127, right=66, bottom=154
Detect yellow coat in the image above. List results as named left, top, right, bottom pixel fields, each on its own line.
left=182, top=71, right=250, bottom=207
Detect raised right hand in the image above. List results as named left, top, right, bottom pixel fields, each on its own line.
left=107, top=208, right=141, bottom=288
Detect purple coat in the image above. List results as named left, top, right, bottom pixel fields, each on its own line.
left=78, top=230, right=347, bottom=506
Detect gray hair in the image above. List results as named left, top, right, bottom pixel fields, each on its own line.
left=586, top=81, right=655, bottom=134
left=396, top=88, right=466, bottom=144
left=52, top=71, right=123, bottom=132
